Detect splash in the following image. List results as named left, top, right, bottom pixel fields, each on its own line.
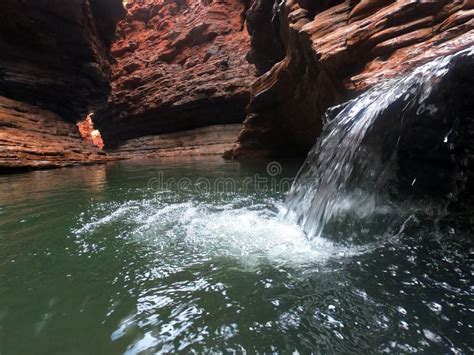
left=73, top=193, right=360, bottom=268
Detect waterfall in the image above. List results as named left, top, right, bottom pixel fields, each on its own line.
left=284, top=48, right=473, bottom=241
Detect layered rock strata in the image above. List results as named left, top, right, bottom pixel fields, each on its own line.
left=110, top=124, right=242, bottom=159
left=0, top=97, right=110, bottom=171
left=0, top=0, right=124, bottom=170
left=228, top=0, right=474, bottom=158
left=2, top=0, right=473, bottom=169
left=94, top=0, right=258, bottom=152
left=0, top=0, right=124, bottom=119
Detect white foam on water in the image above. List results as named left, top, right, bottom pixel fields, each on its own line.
left=74, top=200, right=142, bottom=234
left=73, top=194, right=361, bottom=268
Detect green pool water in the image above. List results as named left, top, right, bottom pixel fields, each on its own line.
left=0, top=158, right=472, bottom=354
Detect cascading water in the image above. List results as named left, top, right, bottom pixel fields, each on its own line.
left=284, top=48, right=473, bottom=241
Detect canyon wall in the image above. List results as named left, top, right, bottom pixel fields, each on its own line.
left=0, top=97, right=111, bottom=171
left=0, top=0, right=124, bottom=119
left=1, top=0, right=473, bottom=171
left=94, top=0, right=258, bottom=156
left=227, top=0, right=474, bottom=158
left=0, top=0, right=124, bottom=170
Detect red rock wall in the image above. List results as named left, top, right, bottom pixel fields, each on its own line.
left=0, top=97, right=111, bottom=171
left=94, top=0, right=258, bottom=148
left=2, top=0, right=472, bottom=169
left=0, top=0, right=124, bottom=171
left=109, top=124, right=242, bottom=159
left=227, top=0, right=474, bottom=158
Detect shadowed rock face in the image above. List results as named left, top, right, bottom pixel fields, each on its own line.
left=245, top=0, right=286, bottom=74
left=362, top=49, right=474, bottom=223
left=348, top=49, right=474, bottom=210
left=228, top=0, right=474, bottom=158
left=109, top=124, right=243, bottom=159
left=417, top=51, right=474, bottom=223
left=94, top=0, right=258, bottom=148
left=245, top=0, right=344, bottom=73
left=0, top=0, right=124, bottom=171
left=0, top=0, right=125, bottom=120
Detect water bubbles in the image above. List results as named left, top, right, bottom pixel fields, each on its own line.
left=73, top=193, right=361, bottom=268
left=399, top=320, right=409, bottom=330
left=423, top=329, right=442, bottom=343
left=425, top=301, right=443, bottom=314
left=397, top=306, right=407, bottom=315
left=38, top=155, right=472, bottom=353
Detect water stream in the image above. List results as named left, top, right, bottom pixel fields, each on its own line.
left=284, top=48, right=473, bottom=241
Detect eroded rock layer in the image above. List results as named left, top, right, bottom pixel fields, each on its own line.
left=0, top=0, right=124, bottom=170
left=95, top=0, right=258, bottom=148
left=228, top=0, right=474, bottom=158
left=0, top=97, right=111, bottom=171
left=110, top=124, right=242, bottom=159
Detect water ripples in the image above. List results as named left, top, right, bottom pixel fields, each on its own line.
left=0, top=160, right=472, bottom=353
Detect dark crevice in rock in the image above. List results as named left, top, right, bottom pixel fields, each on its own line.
left=245, top=0, right=286, bottom=74
left=98, top=94, right=250, bottom=149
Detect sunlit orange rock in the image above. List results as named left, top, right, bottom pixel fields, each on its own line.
left=77, top=114, right=105, bottom=150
